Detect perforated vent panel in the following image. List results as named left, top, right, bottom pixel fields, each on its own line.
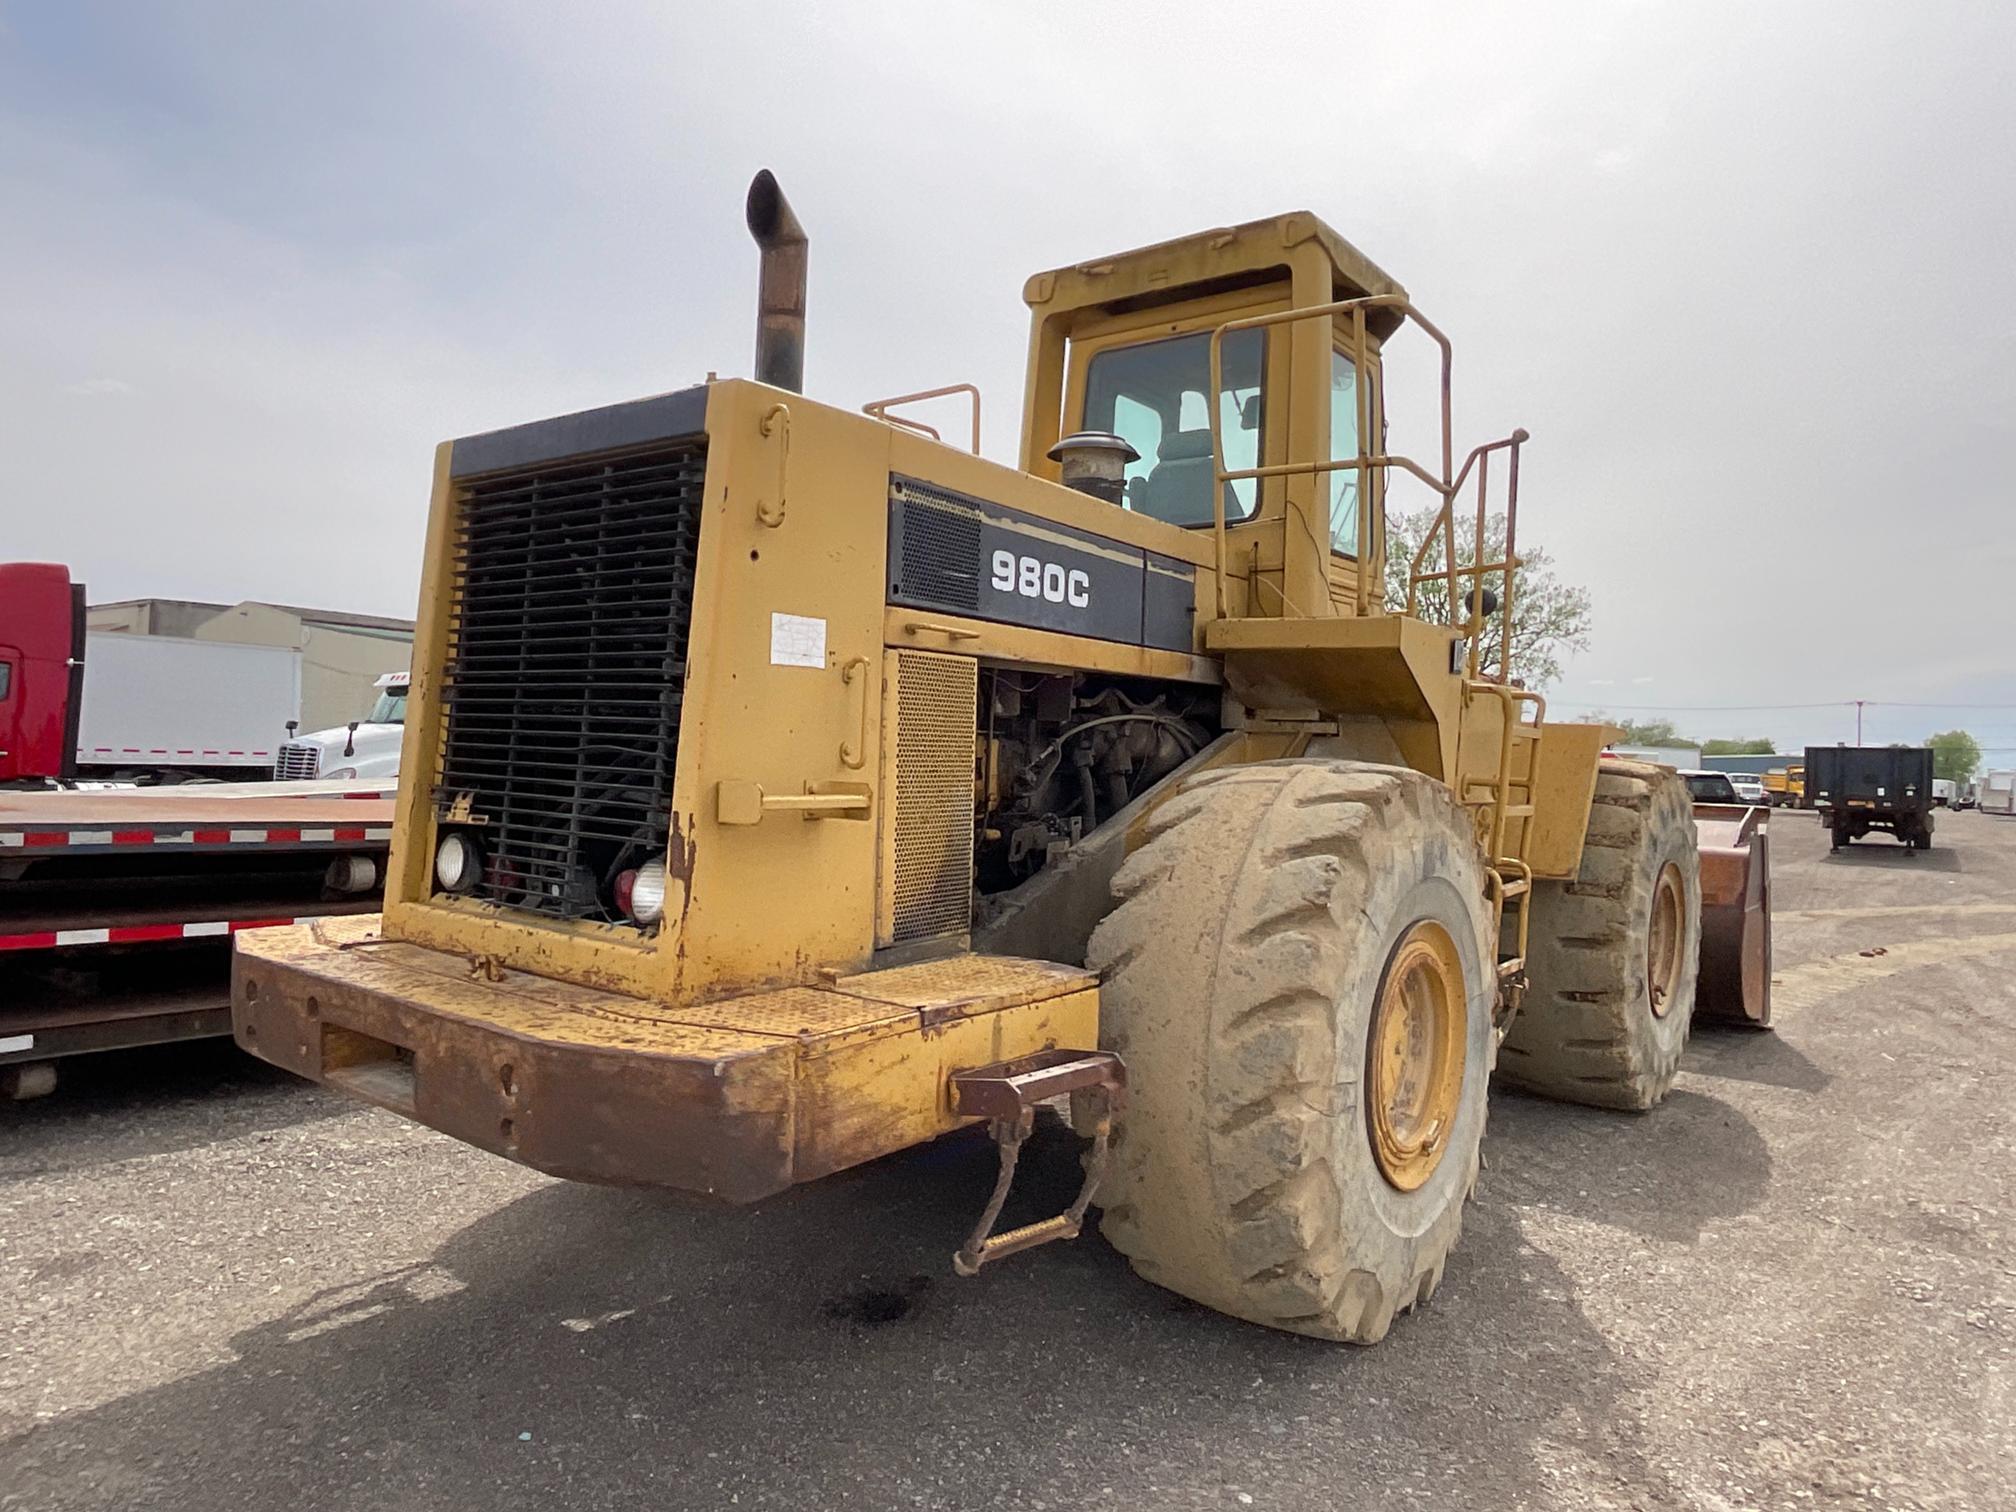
left=885, top=650, right=978, bottom=945
left=891, top=480, right=983, bottom=611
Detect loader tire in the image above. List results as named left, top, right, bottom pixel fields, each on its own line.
left=1086, top=760, right=1496, bottom=1344
left=1498, top=761, right=1700, bottom=1110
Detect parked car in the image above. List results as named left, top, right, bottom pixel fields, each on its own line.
left=1679, top=769, right=1740, bottom=803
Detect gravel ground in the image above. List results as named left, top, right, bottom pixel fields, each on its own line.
left=3, top=809, right=2012, bottom=1510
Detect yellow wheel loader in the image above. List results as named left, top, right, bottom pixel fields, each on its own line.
left=233, top=172, right=1770, bottom=1342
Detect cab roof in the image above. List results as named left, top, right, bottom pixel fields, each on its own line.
left=1023, top=209, right=1408, bottom=335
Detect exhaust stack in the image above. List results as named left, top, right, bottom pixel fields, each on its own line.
left=746, top=170, right=807, bottom=392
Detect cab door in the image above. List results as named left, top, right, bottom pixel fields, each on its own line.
left=0, top=647, right=24, bottom=781
left=1324, top=337, right=1385, bottom=614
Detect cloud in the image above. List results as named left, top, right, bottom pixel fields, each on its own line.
left=1593, top=147, right=1634, bottom=171
left=59, top=377, right=136, bottom=397
left=1631, top=676, right=1655, bottom=685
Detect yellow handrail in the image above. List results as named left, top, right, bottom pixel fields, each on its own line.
left=864, top=382, right=982, bottom=456
left=1202, top=295, right=1528, bottom=684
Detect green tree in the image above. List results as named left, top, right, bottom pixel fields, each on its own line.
left=1927, top=729, right=1982, bottom=783
left=1701, top=737, right=1776, bottom=756
left=1383, top=507, right=1592, bottom=689
left=1601, top=716, right=1695, bottom=749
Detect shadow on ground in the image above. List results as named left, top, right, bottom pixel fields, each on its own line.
left=1486, top=1085, right=1772, bottom=1245
left=1820, top=844, right=1963, bottom=873
left=0, top=1041, right=344, bottom=1179
left=0, top=1113, right=1677, bottom=1512
left=1684, top=1021, right=1832, bottom=1094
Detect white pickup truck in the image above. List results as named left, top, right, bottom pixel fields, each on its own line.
left=273, top=671, right=409, bottom=781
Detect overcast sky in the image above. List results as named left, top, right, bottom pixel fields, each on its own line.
left=4, top=2, right=2013, bottom=755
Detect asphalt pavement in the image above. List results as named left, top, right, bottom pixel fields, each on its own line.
left=4, top=808, right=2013, bottom=1510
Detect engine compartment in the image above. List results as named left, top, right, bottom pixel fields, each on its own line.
left=974, top=667, right=1217, bottom=896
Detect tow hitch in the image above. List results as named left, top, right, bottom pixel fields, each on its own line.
left=948, top=1049, right=1127, bottom=1276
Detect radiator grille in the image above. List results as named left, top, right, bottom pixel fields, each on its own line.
left=886, top=650, right=977, bottom=943
left=437, top=440, right=705, bottom=922
left=274, top=744, right=320, bottom=781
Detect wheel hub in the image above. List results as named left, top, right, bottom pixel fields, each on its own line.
left=1648, top=862, right=1685, bottom=1018
left=1367, top=920, right=1466, bottom=1192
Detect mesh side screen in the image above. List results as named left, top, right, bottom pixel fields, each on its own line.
left=890, top=650, right=977, bottom=943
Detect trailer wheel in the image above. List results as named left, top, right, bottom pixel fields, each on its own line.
left=1498, top=761, right=1700, bottom=1111
left=1087, top=760, right=1495, bottom=1343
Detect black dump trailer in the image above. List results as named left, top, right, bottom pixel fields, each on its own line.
left=1807, top=745, right=1937, bottom=853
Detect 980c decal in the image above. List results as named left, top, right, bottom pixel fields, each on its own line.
left=990, top=550, right=1091, bottom=608
left=889, top=475, right=1195, bottom=650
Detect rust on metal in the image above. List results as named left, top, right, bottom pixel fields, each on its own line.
left=746, top=170, right=807, bottom=392
left=1366, top=921, right=1465, bottom=1193
left=233, top=917, right=1099, bottom=1200
left=948, top=1047, right=1128, bottom=1120
left=948, top=1049, right=1126, bottom=1276
left=1693, top=802, right=1773, bottom=1028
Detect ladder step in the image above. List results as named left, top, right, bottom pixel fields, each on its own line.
left=1497, top=960, right=1525, bottom=979
left=1501, top=805, right=1534, bottom=818
left=1499, top=879, right=1530, bottom=899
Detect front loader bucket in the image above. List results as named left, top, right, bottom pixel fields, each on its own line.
left=1692, top=803, right=1772, bottom=1028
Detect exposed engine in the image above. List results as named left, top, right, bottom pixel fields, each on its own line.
left=975, top=669, right=1217, bottom=895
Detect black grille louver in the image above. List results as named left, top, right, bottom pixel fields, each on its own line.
left=438, top=439, right=705, bottom=922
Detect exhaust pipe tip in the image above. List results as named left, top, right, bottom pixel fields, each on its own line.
left=746, top=170, right=808, bottom=393
left=746, top=169, right=805, bottom=250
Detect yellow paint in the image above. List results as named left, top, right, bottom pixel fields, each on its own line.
left=279, top=197, right=1625, bottom=1195
left=1524, top=723, right=1612, bottom=879
left=1367, top=919, right=1466, bottom=1192
left=238, top=917, right=1099, bottom=1190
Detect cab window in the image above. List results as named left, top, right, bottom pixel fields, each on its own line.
left=1082, top=329, right=1264, bottom=528
left=1330, top=347, right=1362, bottom=556
left=366, top=685, right=409, bottom=725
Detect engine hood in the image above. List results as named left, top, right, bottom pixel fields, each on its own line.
left=284, top=722, right=405, bottom=777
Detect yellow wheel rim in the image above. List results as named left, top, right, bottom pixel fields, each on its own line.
left=1648, top=862, right=1685, bottom=1019
left=1367, top=920, right=1467, bottom=1193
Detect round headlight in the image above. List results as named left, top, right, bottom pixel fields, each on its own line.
left=435, top=832, right=480, bottom=893
left=624, top=859, right=667, bottom=925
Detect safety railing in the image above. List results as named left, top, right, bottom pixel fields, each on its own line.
left=863, top=382, right=982, bottom=456
left=1203, top=295, right=1528, bottom=686
left=1205, top=295, right=1541, bottom=992
left=1466, top=681, right=1547, bottom=997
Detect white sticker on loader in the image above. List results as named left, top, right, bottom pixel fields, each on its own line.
left=769, top=612, right=828, bottom=669
left=0, top=1034, right=34, bottom=1056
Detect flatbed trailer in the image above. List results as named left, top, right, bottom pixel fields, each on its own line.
left=1, top=783, right=393, bottom=1096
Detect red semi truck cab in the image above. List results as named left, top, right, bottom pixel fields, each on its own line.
left=0, top=563, right=86, bottom=785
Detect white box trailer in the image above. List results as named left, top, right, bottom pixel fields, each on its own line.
left=75, top=632, right=301, bottom=780
left=1981, top=770, right=2016, bottom=816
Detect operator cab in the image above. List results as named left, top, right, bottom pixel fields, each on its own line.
left=1020, top=212, right=1410, bottom=619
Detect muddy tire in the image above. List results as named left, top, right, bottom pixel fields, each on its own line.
left=1086, top=760, right=1496, bottom=1343
left=1498, top=761, right=1700, bottom=1110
